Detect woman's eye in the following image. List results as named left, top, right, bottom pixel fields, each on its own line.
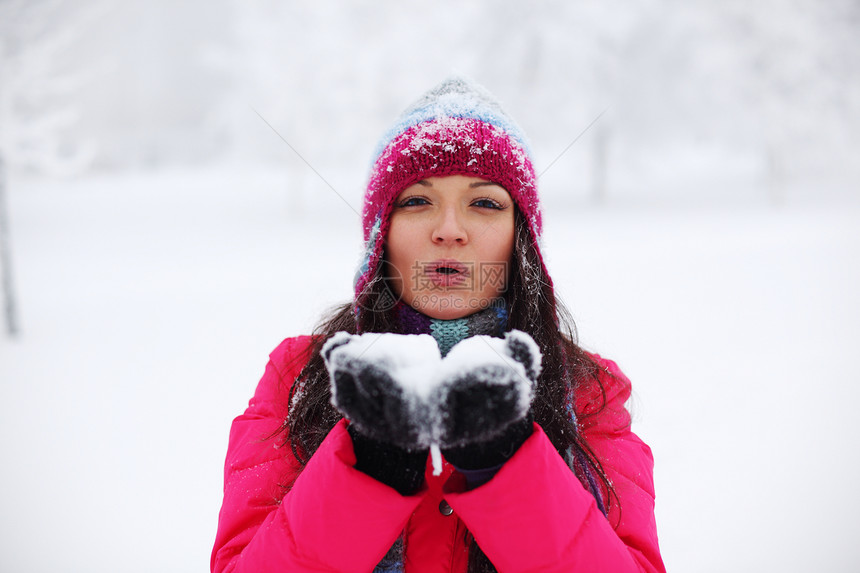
left=472, top=198, right=503, bottom=210
left=398, top=196, right=429, bottom=207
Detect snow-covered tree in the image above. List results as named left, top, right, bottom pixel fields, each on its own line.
left=0, top=0, right=104, bottom=176
left=0, top=154, right=17, bottom=336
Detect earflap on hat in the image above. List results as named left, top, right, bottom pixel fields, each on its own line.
left=353, top=76, right=550, bottom=318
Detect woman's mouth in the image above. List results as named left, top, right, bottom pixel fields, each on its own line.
left=425, top=260, right=469, bottom=288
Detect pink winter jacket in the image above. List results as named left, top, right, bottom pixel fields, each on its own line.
left=211, top=336, right=665, bottom=572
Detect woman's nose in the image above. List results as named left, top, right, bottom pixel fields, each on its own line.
left=431, top=207, right=468, bottom=245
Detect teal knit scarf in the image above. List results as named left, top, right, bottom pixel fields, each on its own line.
left=391, top=300, right=509, bottom=356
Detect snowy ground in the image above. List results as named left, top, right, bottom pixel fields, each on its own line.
left=1, top=167, right=858, bottom=572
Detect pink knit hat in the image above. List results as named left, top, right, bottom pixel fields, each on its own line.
left=354, top=76, right=548, bottom=305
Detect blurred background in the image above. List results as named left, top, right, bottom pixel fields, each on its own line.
left=1, top=1, right=858, bottom=571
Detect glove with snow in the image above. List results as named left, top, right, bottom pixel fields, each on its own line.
left=433, top=330, right=542, bottom=476
left=322, top=329, right=542, bottom=491
left=322, top=331, right=441, bottom=495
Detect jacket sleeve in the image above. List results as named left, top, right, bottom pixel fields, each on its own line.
left=443, top=355, right=665, bottom=573
left=210, top=337, right=424, bottom=573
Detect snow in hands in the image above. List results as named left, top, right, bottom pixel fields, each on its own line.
left=322, top=330, right=542, bottom=476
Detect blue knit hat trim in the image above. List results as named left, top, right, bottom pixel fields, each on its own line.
left=369, top=75, right=533, bottom=164
left=353, top=216, right=381, bottom=291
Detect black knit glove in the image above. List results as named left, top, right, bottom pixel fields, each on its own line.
left=433, top=330, right=542, bottom=473
left=322, top=332, right=438, bottom=495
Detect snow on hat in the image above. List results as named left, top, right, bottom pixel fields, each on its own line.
left=354, top=75, right=547, bottom=306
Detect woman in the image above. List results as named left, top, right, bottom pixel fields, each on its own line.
left=211, top=77, right=664, bottom=572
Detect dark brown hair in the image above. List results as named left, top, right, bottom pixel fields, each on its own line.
left=281, top=210, right=615, bottom=572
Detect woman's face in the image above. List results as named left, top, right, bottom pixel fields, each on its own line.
left=385, top=175, right=516, bottom=320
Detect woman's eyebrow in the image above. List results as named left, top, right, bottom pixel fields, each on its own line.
left=469, top=181, right=501, bottom=188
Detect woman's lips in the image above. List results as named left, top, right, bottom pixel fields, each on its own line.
left=424, top=260, right=469, bottom=288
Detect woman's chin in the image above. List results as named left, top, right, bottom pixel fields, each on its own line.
left=421, top=308, right=470, bottom=320
left=406, top=294, right=491, bottom=321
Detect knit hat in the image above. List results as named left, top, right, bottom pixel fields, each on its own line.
left=354, top=76, right=548, bottom=309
